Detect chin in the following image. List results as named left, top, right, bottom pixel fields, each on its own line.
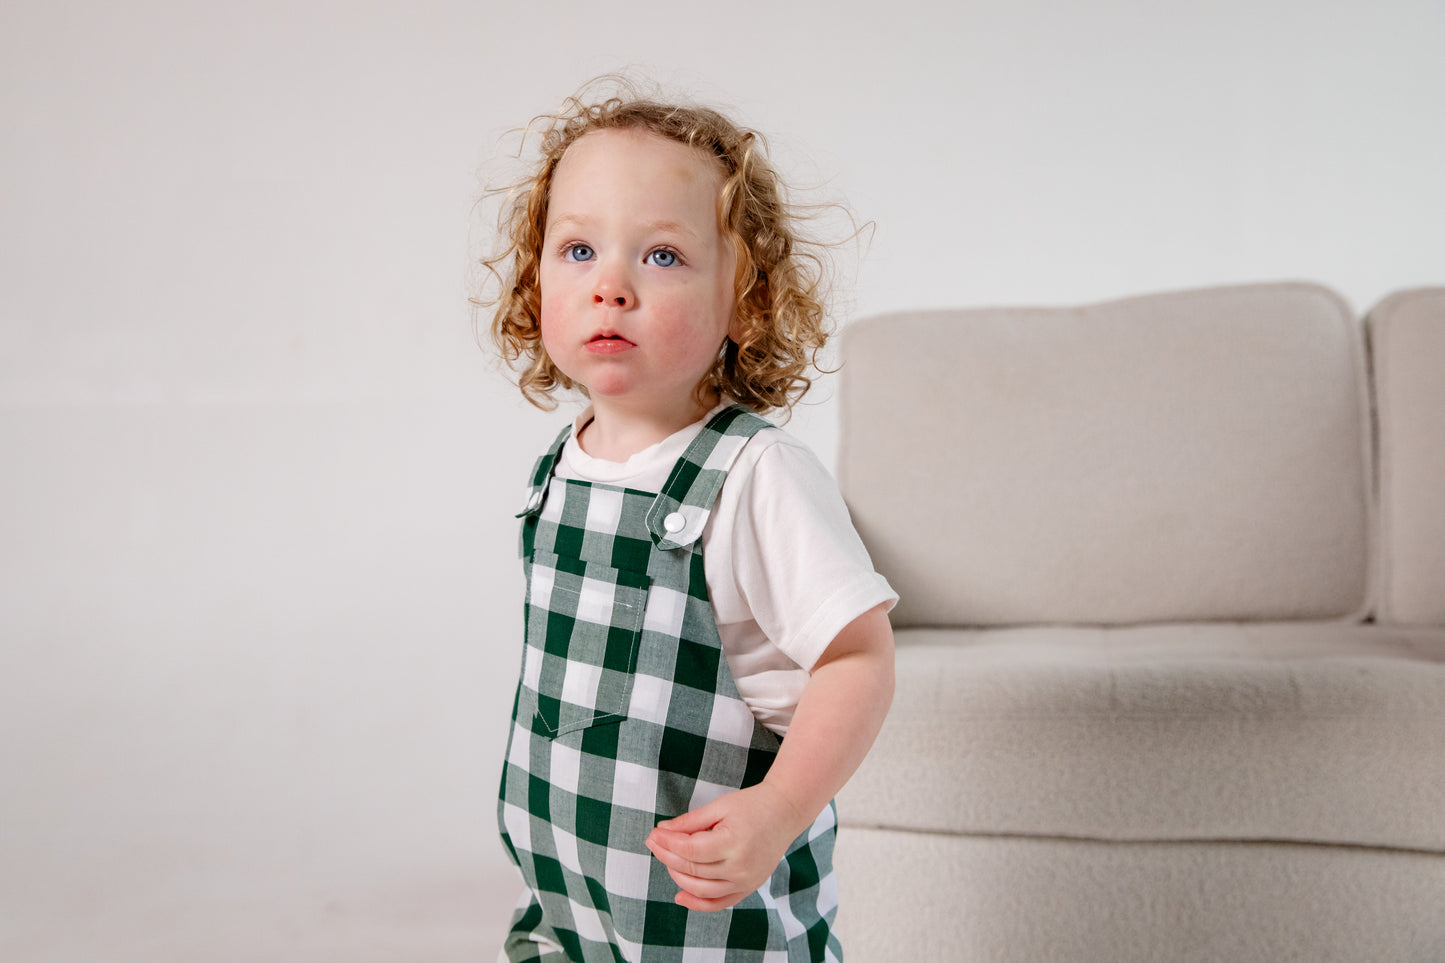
left=580, top=378, right=637, bottom=400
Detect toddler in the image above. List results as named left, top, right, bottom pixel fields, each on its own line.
left=484, top=81, right=896, bottom=961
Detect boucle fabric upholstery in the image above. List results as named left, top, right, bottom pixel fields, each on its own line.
left=838, top=624, right=1445, bottom=852
left=833, top=282, right=1445, bottom=960
left=839, top=283, right=1373, bottom=627
left=835, top=830, right=1445, bottom=963
left=1367, top=287, right=1445, bottom=626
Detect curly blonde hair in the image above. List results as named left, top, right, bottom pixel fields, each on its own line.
left=479, top=80, right=832, bottom=413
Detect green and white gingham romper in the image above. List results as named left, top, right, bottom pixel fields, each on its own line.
left=498, top=405, right=842, bottom=962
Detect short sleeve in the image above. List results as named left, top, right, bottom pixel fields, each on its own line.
left=703, top=430, right=898, bottom=672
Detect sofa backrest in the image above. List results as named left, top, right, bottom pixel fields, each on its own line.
left=839, top=282, right=1373, bottom=627
left=1366, top=287, right=1445, bottom=626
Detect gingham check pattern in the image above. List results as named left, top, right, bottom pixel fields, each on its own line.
left=499, top=406, right=842, bottom=962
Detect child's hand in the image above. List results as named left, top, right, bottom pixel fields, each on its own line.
left=643, top=782, right=809, bottom=912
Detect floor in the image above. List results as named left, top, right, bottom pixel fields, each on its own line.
left=2, top=864, right=523, bottom=963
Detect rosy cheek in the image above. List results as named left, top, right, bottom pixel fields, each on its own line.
left=538, top=291, right=564, bottom=331
left=536, top=298, right=565, bottom=367
left=647, top=301, right=690, bottom=345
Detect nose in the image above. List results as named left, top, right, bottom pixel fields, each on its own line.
left=592, top=263, right=635, bottom=308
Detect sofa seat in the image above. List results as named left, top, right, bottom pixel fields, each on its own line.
left=832, top=286, right=1445, bottom=959
left=841, top=623, right=1445, bottom=853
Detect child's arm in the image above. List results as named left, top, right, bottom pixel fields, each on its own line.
left=644, top=602, right=895, bottom=912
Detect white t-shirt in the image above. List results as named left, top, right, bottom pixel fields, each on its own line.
left=552, top=404, right=898, bottom=735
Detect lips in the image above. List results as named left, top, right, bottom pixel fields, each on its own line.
left=585, top=332, right=635, bottom=354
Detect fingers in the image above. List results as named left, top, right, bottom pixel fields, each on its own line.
left=645, top=789, right=794, bottom=913
left=658, top=866, right=741, bottom=901
left=645, top=828, right=753, bottom=912
left=655, top=862, right=751, bottom=911
left=646, top=824, right=729, bottom=866
left=654, top=801, right=722, bottom=834
left=645, top=828, right=724, bottom=879
left=675, top=888, right=746, bottom=912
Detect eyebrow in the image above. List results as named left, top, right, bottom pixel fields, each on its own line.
left=546, top=213, right=703, bottom=239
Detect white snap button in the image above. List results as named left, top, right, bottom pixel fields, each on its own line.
left=663, top=512, right=686, bottom=533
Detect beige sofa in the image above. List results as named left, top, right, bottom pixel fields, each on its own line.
left=832, top=283, right=1445, bottom=962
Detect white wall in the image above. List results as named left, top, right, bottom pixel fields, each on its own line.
left=2, top=0, right=1441, bottom=957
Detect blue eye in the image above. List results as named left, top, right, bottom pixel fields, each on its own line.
left=565, top=244, right=595, bottom=262
left=646, top=249, right=679, bottom=268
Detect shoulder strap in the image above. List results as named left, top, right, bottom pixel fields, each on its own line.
left=516, top=422, right=573, bottom=519
left=646, top=404, right=773, bottom=550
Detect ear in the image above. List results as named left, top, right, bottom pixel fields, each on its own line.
left=727, top=309, right=746, bottom=344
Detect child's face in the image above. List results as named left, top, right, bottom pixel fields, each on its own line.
left=539, top=127, right=738, bottom=420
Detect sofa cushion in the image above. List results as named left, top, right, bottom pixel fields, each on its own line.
left=839, top=282, right=1373, bottom=626
left=839, top=623, right=1445, bottom=853
left=1367, top=287, right=1445, bottom=626
left=835, top=829, right=1445, bottom=962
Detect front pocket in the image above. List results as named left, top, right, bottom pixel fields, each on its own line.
left=521, top=551, right=650, bottom=736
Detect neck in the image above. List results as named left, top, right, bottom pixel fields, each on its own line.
left=578, top=392, right=719, bottom=462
